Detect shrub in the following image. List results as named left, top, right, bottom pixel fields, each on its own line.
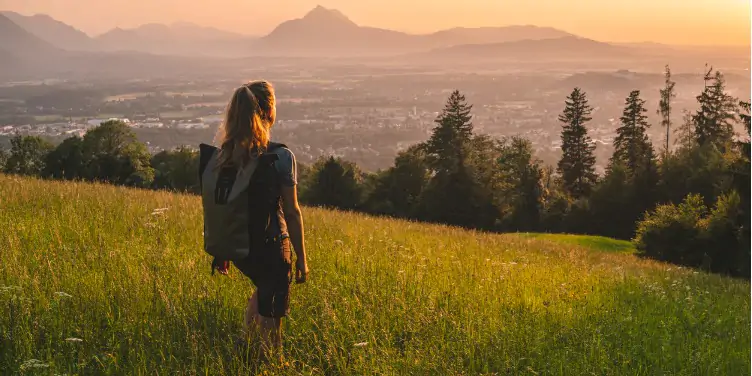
left=635, top=192, right=748, bottom=278
left=702, top=191, right=748, bottom=277
left=634, top=194, right=705, bottom=266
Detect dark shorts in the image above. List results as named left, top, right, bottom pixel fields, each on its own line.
left=233, top=237, right=293, bottom=318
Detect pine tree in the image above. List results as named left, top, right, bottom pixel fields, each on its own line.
left=417, top=91, right=497, bottom=229
left=693, top=68, right=738, bottom=149
left=611, top=90, right=655, bottom=175
left=657, top=65, right=676, bottom=158
left=424, top=90, right=474, bottom=173
left=557, top=87, right=597, bottom=198
left=675, top=110, right=695, bottom=151
left=498, top=136, right=543, bottom=231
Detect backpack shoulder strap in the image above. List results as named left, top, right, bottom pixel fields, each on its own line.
left=259, top=142, right=288, bottom=164
left=198, top=143, right=218, bottom=190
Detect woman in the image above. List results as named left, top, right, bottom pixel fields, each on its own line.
left=212, top=80, right=309, bottom=361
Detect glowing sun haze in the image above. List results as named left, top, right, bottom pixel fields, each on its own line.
left=1, top=0, right=749, bottom=46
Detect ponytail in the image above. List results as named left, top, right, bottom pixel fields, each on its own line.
left=215, top=81, right=276, bottom=170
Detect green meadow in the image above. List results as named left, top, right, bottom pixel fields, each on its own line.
left=0, top=175, right=749, bottom=375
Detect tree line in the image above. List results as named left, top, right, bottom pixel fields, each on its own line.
left=1, top=66, right=749, bottom=278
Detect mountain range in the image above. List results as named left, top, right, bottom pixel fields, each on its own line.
left=1, top=6, right=579, bottom=57
left=0, top=5, right=748, bottom=80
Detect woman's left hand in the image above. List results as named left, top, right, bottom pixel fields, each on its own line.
left=212, top=258, right=230, bottom=275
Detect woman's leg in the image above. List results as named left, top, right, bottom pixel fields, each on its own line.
left=258, top=316, right=283, bottom=361
left=239, top=291, right=265, bottom=361
left=244, top=291, right=261, bottom=333
left=247, top=291, right=283, bottom=362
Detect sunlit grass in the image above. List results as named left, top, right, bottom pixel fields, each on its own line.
left=518, top=233, right=636, bottom=253
left=0, top=174, right=748, bottom=375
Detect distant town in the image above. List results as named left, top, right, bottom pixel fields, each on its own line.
left=2, top=68, right=749, bottom=172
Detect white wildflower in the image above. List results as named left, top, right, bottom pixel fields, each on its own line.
left=20, top=359, right=49, bottom=371
left=65, top=337, right=83, bottom=343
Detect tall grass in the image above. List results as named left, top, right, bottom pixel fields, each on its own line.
left=0, top=174, right=749, bottom=375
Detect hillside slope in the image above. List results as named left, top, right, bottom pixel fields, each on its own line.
left=0, top=175, right=748, bottom=375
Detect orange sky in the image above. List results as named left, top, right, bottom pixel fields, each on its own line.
left=1, top=0, right=749, bottom=45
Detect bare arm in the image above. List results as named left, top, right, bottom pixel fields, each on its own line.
left=282, top=185, right=308, bottom=282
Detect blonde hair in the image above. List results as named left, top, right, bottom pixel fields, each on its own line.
left=214, top=80, right=276, bottom=169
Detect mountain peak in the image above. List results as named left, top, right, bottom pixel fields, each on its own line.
left=302, top=5, right=356, bottom=26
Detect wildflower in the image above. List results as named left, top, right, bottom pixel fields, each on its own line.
left=20, top=359, right=49, bottom=371
left=353, top=342, right=368, bottom=347
left=65, top=338, right=83, bottom=343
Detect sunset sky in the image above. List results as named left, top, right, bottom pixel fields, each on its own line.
left=1, top=0, right=749, bottom=45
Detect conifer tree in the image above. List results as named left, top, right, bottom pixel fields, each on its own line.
left=657, top=65, right=676, bottom=158
left=424, top=90, right=474, bottom=173
left=418, top=91, right=496, bottom=229
left=611, top=90, right=655, bottom=175
left=557, top=87, right=597, bottom=198
left=675, top=110, right=695, bottom=151
left=693, top=68, right=738, bottom=149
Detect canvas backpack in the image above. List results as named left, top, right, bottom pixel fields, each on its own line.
left=198, top=142, right=288, bottom=265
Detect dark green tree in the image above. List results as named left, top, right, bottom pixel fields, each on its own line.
left=675, top=110, right=696, bottom=151
left=693, top=68, right=738, bottom=149
left=738, top=101, right=751, bottom=157
left=305, top=156, right=363, bottom=210
left=557, top=87, right=597, bottom=198
left=497, top=136, right=544, bottom=231
left=43, top=136, right=85, bottom=180
left=732, top=101, right=751, bottom=265
left=611, top=90, right=657, bottom=176
left=0, top=149, right=8, bottom=172
left=4, top=135, right=54, bottom=176
left=81, top=120, right=154, bottom=187
left=418, top=91, right=497, bottom=229
left=151, top=146, right=200, bottom=193
left=296, top=161, right=312, bottom=196
left=589, top=162, right=633, bottom=238
left=424, top=90, right=474, bottom=173
left=594, top=91, right=658, bottom=239
left=657, top=65, right=676, bottom=158
left=365, top=144, right=429, bottom=218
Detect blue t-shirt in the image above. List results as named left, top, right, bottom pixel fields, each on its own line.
left=269, top=146, right=297, bottom=187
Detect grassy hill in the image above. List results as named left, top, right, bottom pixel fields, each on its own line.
left=0, top=175, right=749, bottom=375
